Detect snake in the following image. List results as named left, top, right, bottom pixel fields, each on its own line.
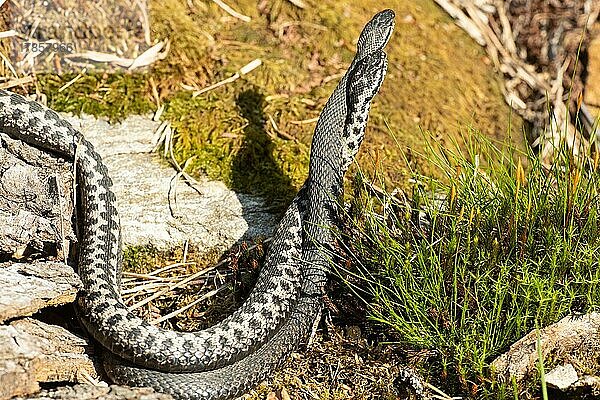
left=0, top=9, right=394, bottom=400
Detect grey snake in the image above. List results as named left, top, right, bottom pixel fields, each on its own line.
left=0, top=9, right=394, bottom=400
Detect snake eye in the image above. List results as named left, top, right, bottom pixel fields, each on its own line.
left=356, top=9, right=395, bottom=56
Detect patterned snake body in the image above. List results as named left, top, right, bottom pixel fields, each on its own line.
left=0, top=9, right=394, bottom=400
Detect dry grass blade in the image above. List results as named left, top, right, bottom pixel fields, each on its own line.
left=151, top=121, right=170, bottom=152
left=64, top=51, right=135, bottom=67
left=0, top=29, right=18, bottom=39
left=0, top=49, right=19, bottom=78
left=211, top=0, right=251, bottom=22
left=152, top=286, right=227, bottom=324
left=433, top=0, right=485, bottom=45
left=286, top=0, right=307, bottom=9
left=153, top=104, right=165, bottom=121
left=128, top=259, right=227, bottom=311
left=58, top=68, right=87, bottom=92
left=424, top=381, right=461, bottom=400
left=268, top=115, right=297, bottom=141
left=188, top=58, right=261, bottom=97
left=63, top=40, right=169, bottom=70
left=122, top=281, right=172, bottom=296
left=162, top=125, right=204, bottom=218
left=128, top=39, right=170, bottom=70
left=123, top=271, right=173, bottom=281
left=144, top=261, right=197, bottom=276
left=168, top=155, right=197, bottom=216
left=290, top=117, right=318, bottom=125
left=150, top=122, right=205, bottom=211
left=0, top=75, right=34, bottom=89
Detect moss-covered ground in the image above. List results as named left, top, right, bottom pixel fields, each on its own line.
left=36, top=0, right=522, bottom=207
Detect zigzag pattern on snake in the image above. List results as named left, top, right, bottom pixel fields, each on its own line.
left=0, top=9, right=394, bottom=400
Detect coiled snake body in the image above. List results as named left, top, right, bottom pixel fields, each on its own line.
left=0, top=9, right=394, bottom=400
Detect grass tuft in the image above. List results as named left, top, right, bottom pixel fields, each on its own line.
left=340, top=129, right=600, bottom=398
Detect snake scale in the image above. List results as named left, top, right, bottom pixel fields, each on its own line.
left=0, top=9, right=394, bottom=400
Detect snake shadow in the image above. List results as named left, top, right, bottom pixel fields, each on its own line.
left=230, top=88, right=296, bottom=211
left=219, top=88, right=298, bottom=303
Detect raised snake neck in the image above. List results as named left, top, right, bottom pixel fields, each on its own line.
left=0, top=9, right=394, bottom=400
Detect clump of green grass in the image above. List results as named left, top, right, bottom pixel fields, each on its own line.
left=341, top=130, right=600, bottom=399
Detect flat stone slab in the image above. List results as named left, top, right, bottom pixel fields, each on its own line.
left=546, top=363, right=579, bottom=391
left=65, top=113, right=278, bottom=251
left=0, top=261, right=80, bottom=324
left=0, top=318, right=97, bottom=399
left=492, top=312, right=600, bottom=392
left=1, top=111, right=278, bottom=256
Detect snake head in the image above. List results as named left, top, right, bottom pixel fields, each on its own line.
left=356, top=9, right=395, bottom=60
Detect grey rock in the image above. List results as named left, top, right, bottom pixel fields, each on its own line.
left=0, top=261, right=80, bottom=323
left=66, top=114, right=278, bottom=251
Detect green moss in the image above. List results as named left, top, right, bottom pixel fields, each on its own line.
left=147, top=0, right=523, bottom=204
left=162, top=85, right=309, bottom=207
left=38, top=73, right=154, bottom=123
left=122, top=245, right=159, bottom=274
left=122, top=244, right=231, bottom=274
